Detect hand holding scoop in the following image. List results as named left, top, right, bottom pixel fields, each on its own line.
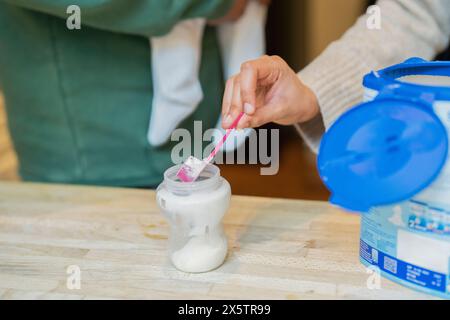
left=176, top=112, right=245, bottom=182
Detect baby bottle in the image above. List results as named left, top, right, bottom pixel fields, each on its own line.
left=156, top=163, right=231, bottom=273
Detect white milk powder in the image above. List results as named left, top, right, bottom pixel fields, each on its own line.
left=171, top=234, right=228, bottom=273
left=157, top=166, right=231, bottom=273
left=399, top=75, right=450, bottom=86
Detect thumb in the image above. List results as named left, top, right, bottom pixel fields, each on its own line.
left=237, top=101, right=281, bottom=129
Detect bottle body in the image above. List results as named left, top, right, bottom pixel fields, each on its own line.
left=156, top=164, right=231, bottom=273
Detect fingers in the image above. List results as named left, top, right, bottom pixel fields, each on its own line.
left=221, top=76, right=234, bottom=117
left=222, top=75, right=244, bottom=129
left=247, top=102, right=281, bottom=128
left=236, top=114, right=251, bottom=130
left=240, top=55, right=280, bottom=112
left=239, top=62, right=257, bottom=116
left=234, top=103, right=280, bottom=129
left=222, top=55, right=284, bottom=129
left=228, top=77, right=244, bottom=127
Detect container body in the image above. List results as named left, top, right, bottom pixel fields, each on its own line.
left=156, top=164, right=231, bottom=273
left=360, top=84, right=450, bottom=299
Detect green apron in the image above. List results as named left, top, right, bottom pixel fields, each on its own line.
left=0, top=0, right=231, bottom=186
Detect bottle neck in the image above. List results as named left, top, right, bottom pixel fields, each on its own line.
left=163, top=164, right=221, bottom=195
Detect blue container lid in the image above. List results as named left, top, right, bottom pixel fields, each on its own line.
left=318, top=96, right=448, bottom=212
left=364, top=57, right=450, bottom=100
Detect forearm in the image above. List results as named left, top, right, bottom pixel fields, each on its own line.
left=2, top=0, right=233, bottom=36
left=297, top=0, right=450, bottom=152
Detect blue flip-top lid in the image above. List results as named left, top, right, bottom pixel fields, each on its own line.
left=318, top=58, right=449, bottom=212
left=364, top=57, right=450, bottom=99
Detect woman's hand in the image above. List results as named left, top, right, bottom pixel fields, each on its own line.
left=221, top=55, right=320, bottom=129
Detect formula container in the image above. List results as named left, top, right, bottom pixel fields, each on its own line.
left=156, top=164, right=231, bottom=273
left=318, top=58, right=450, bottom=298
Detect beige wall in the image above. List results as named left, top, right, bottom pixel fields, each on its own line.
left=304, top=0, right=365, bottom=63
left=271, top=0, right=366, bottom=70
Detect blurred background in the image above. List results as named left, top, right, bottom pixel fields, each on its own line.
left=220, top=0, right=366, bottom=200
left=0, top=0, right=368, bottom=200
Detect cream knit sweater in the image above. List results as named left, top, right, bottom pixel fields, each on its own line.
left=296, top=0, right=450, bottom=153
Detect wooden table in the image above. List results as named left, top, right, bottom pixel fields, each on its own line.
left=0, top=181, right=432, bottom=300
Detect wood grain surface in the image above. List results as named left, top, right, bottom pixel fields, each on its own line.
left=0, top=181, right=432, bottom=300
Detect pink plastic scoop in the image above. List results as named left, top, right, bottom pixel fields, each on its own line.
left=176, top=112, right=245, bottom=182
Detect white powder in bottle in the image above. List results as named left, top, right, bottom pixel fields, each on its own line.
left=157, top=164, right=231, bottom=273
left=171, top=233, right=228, bottom=273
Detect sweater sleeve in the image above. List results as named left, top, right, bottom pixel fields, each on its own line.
left=1, top=0, right=233, bottom=37
left=296, top=0, right=450, bottom=153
